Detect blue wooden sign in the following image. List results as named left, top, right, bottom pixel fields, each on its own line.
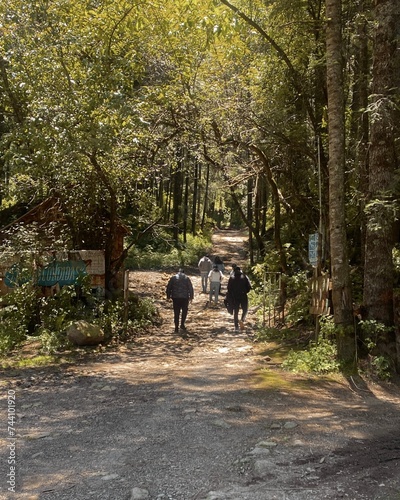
left=4, top=263, right=30, bottom=288
left=4, top=260, right=88, bottom=288
left=37, top=261, right=87, bottom=286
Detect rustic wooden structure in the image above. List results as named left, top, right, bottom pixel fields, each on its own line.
left=0, top=197, right=129, bottom=296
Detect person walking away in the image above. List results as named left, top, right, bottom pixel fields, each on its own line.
left=166, top=268, right=194, bottom=334
left=214, top=256, right=225, bottom=273
left=198, top=255, right=213, bottom=293
left=229, top=263, right=238, bottom=277
left=227, top=266, right=251, bottom=331
left=208, top=264, right=223, bottom=304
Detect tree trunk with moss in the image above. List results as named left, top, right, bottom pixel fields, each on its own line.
left=363, top=0, right=400, bottom=366
left=326, top=0, right=356, bottom=366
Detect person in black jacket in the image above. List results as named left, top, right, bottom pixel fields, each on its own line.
left=226, top=266, right=251, bottom=332
left=166, top=268, right=194, bottom=333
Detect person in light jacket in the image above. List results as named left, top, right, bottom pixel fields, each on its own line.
left=208, top=264, right=223, bottom=304
left=166, top=268, right=194, bottom=333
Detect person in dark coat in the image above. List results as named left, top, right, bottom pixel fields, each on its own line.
left=166, top=268, right=194, bottom=333
left=229, top=263, right=238, bottom=277
left=214, top=255, right=225, bottom=273
left=226, top=266, right=251, bottom=331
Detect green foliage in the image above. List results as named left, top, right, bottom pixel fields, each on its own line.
left=126, top=233, right=212, bottom=269
left=282, top=337, right=340, bottom=374
left=37, top=283, right=92, bottom=353
left=255, top=325, right=302, bottom=343
left=318, top=315, right=336, bottom=338
left=0, top=0, right=391, bottom=356
left=251, top=266, right=313, bottom=327
left=284, top=271, right=314, bottom=326
left=0, top=275, right=159, bottom=355
left=0, top=283, right=38, bottom=353
left=358, top=320, right=394, bottom=380
left=281, top=316, right=340, bottom=374
left=358, top=319, right=394, bottom=351
left=393, top=247, right=400, bottom=285
left=370, top=356, right=392, bottom=381
left=97, top=295, right=159, bottom=343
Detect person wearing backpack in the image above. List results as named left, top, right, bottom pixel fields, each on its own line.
left=226, top=266, right=251, bottom=331
left=166, top=268, right=194, bottom=334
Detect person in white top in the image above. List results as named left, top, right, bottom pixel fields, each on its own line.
left=208, top=264, right=223, bottom=304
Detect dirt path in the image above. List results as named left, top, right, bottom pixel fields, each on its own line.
left=1, top=230, right=400, bottom=499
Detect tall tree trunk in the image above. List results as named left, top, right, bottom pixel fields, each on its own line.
left=191, top=160, right=198, bottom=235
left=260, top=174, right=268, bottom=239
left=350, top=3, right=370, bottom=272
left=172, top=163, right=183, bottom=245
left=363, top=0, right=399, bottom=362
left=183, top=174, right=189, bottom=244
left=326, top=0, right=356, bottom=366
left=201, top=164, right=210, bottom=231
left=247, top=177, right=254, bottom=264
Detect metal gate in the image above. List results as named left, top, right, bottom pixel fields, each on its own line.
left=262, top=272, right=284, bottom=327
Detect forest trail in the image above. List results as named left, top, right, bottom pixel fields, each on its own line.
left=2, top=229, right=400, bottom=500
left=129, top=228, right=252, bottom=341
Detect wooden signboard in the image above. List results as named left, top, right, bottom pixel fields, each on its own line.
left=309, top=275, right=331, bottom=315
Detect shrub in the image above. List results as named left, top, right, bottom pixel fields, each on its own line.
left=282, top=337, right=340, bottom=374
left=250, top=267, right=313, bottom=327
left=96, top=295, right=159, bottom=343
left=126, top=233, right=212, bottom=269
left=0, top=276, right=160, bottom=355
left=0, top=283, right=39, bottom=353
left=358, top=319, right=395, bottom=380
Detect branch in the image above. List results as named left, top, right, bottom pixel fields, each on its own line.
left=111, top=217, right=163, bottom=275
left=218, top=0, right=316, bottom=128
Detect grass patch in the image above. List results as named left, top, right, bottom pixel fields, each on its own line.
left=253, top=368, right=319, bottom=392
left=0, top=353, right=62, bottom=369
left=258, top=341, right=293, bottom=364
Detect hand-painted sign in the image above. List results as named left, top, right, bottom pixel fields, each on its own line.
left=309, top=274, right=331, bottom=315
left=37, top=261, right=87, bottom=286
left=4, top=260, right=88, bottom=288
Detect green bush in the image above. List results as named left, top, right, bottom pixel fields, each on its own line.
left=284, top=272, right=314, bottom=326
left=0, top=276, right=160, bottom=355
left=255, top=325, right=301, bottom=343
left=281, top=316, right=339, bottom=374
left=126, top=233, right=212, bottom=269
left=37, top=283, right=93, bottom=353
left=250, top=266, right=313, bottom=327
left=358, top=319, right=394, bottom=380
left=282, top=337, right=340, bottom=374
left=0, top=283, right=39, bottom=353
left=96, top=294, right=159, bottom=343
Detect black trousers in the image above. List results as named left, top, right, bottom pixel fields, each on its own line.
left=172, top=298, right=189, bottom=328
left=233, top=295, right=248, bottom=328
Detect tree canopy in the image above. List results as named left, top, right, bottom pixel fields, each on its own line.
left=0, top=0, right=399, bottom=368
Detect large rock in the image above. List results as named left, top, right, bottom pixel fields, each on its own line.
left=66, top=320, right=105, bottom=346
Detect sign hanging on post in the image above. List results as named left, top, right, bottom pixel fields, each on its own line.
left=309, top=275, right=331, bottom=315
left=308, top=233, right=319, bottom=267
